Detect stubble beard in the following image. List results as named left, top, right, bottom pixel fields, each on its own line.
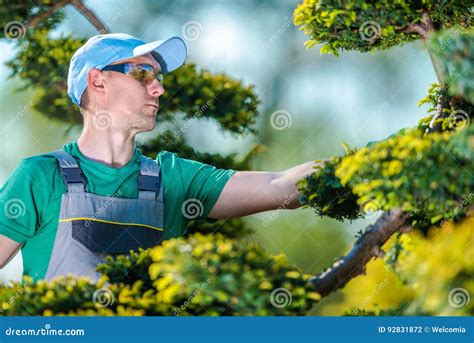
left=133, top=107, right=157, bottom=132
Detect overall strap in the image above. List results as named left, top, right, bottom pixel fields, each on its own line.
left=139, top=156, right=163, bottom=201
left=51, top=150, right=86, bottom=193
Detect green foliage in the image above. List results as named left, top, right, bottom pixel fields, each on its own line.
left=428, top=28, right=474, bottom=103
left=1, top=234, right=321, bottom=316
left=0, top=0, right=65, bottom=37
left=5, top=28, right=85, bottom=124
left=184, top=218, right=254, bottom=239
left=293, top=0, right=472, bottom=55
left=140, top=130, right=265, bottom=171
left=159, top=63, right=260, bottom=135
left=6, top=29, right=83, bottom=86
left=417, top=83, right=445, bottom=115
left=96, top=249, right=154, bottom=287
left=417, top=83, right=474, bottom=133
left=298, top=156, right=361, bottom=221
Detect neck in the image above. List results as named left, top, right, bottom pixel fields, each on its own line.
left=77, top=127, right=136, bottom=168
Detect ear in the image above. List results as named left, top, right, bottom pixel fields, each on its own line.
left=87, top=68, right=107, bottom=95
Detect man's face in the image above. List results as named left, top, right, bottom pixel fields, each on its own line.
left=101, top=53, right=165, bottom=133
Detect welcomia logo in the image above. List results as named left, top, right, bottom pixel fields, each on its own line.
left=431, top=326, right=466, bottom=333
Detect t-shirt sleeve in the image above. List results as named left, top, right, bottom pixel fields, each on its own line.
left=158, top=151, right=236, bottom=220
left=0, top=158, right=48, bottom=243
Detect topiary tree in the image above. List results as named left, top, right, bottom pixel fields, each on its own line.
left=0, top=0, right=472, bottom=316
left=293, top=0, right=472, bottom=130
left=293, top=0, right=473, bottom=314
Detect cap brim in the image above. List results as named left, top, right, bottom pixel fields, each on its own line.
left=133, top=36, right=187, bottom=73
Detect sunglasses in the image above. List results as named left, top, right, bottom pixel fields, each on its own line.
left=101, top=63, right=164, bottom=85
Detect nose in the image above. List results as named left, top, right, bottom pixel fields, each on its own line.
left=147, top=79, right=165, bottom=98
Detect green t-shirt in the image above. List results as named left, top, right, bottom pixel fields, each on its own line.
left=0, top=142, right=235, bottom=282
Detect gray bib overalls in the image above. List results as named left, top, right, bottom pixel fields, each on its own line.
left=44, top=150, right=164, bottom=282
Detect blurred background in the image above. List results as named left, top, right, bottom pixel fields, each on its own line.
left=0, top=0, right=436, bottom=314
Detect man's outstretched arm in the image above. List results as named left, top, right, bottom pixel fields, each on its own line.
left=0, top=234, right=22, bottom=269
left=208, top=160, right=324, bottom=219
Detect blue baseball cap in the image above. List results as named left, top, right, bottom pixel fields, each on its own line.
left=67, top=33, right=187, bottom=106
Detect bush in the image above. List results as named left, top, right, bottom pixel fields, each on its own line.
left=0, top=234, right=321, bottom=316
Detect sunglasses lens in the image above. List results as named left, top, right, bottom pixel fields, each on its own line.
left=114, top=63, right=162, bottom=85
left=156, top=72, right=163, bottom=84
left=138, top=64, right=154, bottom=72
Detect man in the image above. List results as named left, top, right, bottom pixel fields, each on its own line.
left=0, top=33, right=320, bottom=282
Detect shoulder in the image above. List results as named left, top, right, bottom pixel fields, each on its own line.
left=154, top=151, right=219, bottom=180
left=1, top=152, right=62, bottom=196
left=155, top=150, right=179, bottom=165
left=154, top=150, right=194, bottom=173
left=20, top=153, right=60, bottom=173
left=7, top=152, right=62, bottom=189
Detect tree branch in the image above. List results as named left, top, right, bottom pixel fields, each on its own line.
left=413, top=13, right=446, bottom=88
left=404, top=23, right=428, bottom=39
left=70, top=0, right=109, bottom=34
left=427, top=49, right=446, bottom=86
left=310, top=209, right=408, bottom=297
left=421, top=12, right=435, bottom=33
left=428, top=89, right=448, bottom=132
left=25, top=0, right=70, bottom=30
left=403, top=12, right=435, bottom=40
left=403, top=11, right=446, bottom=133
left=24, top=0, right=109, bottom=34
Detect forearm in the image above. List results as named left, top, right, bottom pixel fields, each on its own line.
left=272, top=160, right=324, bottom=209
left=209, top=160, right=325, bottom=219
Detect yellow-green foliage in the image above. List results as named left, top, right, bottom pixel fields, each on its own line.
left=300, top=123, right=473, bottom=230
left=336, top=125, right=474, bottom=227
left=342, top=216, right=473, bottom=316
left=0, top=276, right=126, bottom=316
left=0, top=234, right=321, bottom=316
left=396, top=216, right=473, bottom=315
left=335, top=258, right=413, bottom=316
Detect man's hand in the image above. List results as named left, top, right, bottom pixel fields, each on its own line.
left=0, top=234, right=22, bottom=269
left=208, top=160, right=325, bottom=219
